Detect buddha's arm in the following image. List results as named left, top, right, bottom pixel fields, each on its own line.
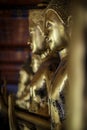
left=51, top=57, right=67, bottom=100
left=30, top=57, right=59, bottom=97
left=29, top=64, right=49, bottom=103
left=30, top=64, right=47, bottom=87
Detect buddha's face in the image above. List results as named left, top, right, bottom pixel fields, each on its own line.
left=30, top=23, right=45, bottom=54
left=45, top=10, right=67, bottom=52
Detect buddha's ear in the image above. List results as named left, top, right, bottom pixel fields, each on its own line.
left=66, top=16, right=73, bottom=38
left=67, top=16, right=72, bottom=27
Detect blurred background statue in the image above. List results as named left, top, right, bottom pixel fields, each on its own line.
left=15, top=12, right=49, bottom=130
left=16, top=18, right=47, bottom=109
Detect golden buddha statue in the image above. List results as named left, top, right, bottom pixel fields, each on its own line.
left=44, top=0, right=72, bottom=129
left=16, top=19, right=48, bottom=109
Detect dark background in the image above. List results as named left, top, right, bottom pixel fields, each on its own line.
left=0, top=0, right=50, bottom=94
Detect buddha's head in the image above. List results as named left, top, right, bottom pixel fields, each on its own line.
left=44, top=0, right=71, bottom=52
left=29, top=20, right=46, bottom=54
